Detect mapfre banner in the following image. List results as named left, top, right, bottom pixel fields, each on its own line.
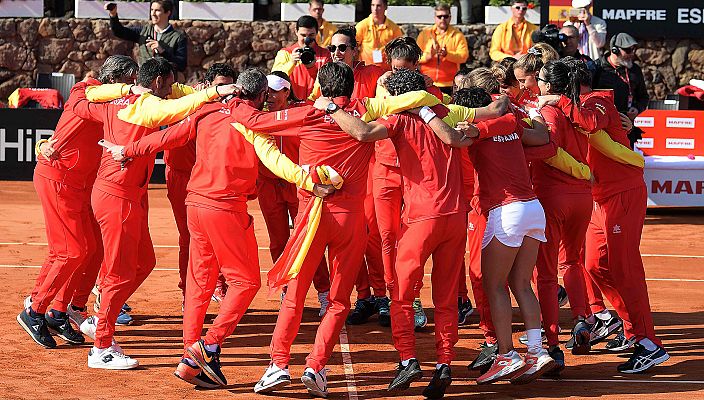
left=593, top=1, right=704, bottom=38
left=634, top=110, right=704, bottom=157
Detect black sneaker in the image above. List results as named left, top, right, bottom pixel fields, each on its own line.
left=45, top=309, right=85, bottom=345
left=590, top=315, right=623, bottom=345
left=347, top=297, right=377, bottom=325
left=376, top=296, right=391, bottom=327
left=423, top=364, right=451, bottom=399
left=558, top=285, right=569, bottom=307
left=388, top=359, right=422, bottom=391
left=468, top=341, right=498, bottom=373
left=565, top=335, right=575, bottom=350
left=605, top=329, right=636, bottom=352
left=17, top=308, right=56, bottom=348
left=544, top=347, right=565, bottom=377
left=187, top=340, right=227, bottom=386
left=458, top=297, right=474, bottom=325
left=571, top=320, right=592, bottom=355
left=617, top=343, right=670, bottom=373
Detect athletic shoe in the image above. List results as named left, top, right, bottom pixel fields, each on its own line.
left=318, top=291, right=329, bottom=318
left=558, top=285, right=569, bottom=307
left=544, top=347, right=565, bottom=377
left=510, top=349, right=556, bottom=385
left=23, top=295, right=32, bottom=309
left=605, top=329, right=636, bottom=352
left=346, top=297, right=376, bottom=325
left=93, top=291, right=101, bottom=313
left=617, top=343, right=669, bottom=373
left=186, top=340, right=227, bottom=386
left=80, top=315, right=98, bottom=340
left=211, top=287, right=226, bottom=304
left=121, top=303, right=132, bottom=313
left=67, top=304, right=88, bottom=328
left=423, top=364, right=451, bottom=399
left=17, top=308, right=57, bottom=348
left=45, top=309, right=85, bottom=345
left=458, top=297, right=474, bottom=325
left=301, top=367, right=328, bottom=398
left=376, top=296, right=391, bottom=327
left=254, top=363, right=291, bottom=393
left=476, top=351, right=525, bottom=385
left=565, top=335, right=575, bottom=350
left=388, top=358, right=422, bottom=391
left=590, top=315, right=623, bottom=345
left=174, top=358, right=219, bottom=389
left=116, top=310, right=133, bottom=326
left=571, top=320, right=592, bottom=355
left=87, top=344, right=139, bottom=370
left=519, top=328, right=546, bottom=345
left=413, top=298, right=427, bottom=330
left=468, top=341, right=498, bottom=373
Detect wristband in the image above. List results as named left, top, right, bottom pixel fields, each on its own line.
left=528, top=108, right=542, bottom=120
left=419, top=106, right=437, bottom=124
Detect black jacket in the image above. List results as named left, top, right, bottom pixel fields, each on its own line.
left=594, top=54, right=649, bottom=115
left=109, top=16, right=187, bottom=72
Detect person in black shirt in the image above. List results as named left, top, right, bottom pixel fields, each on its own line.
left=560, top=25, right=597, bottom=76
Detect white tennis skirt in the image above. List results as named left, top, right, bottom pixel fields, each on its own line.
left=482, top=199, right=547, bottom=249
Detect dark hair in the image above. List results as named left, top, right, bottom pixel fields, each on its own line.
left=385, top=37, right=422, bottom=64
left=453, top=87, right=492, bottom=108
left=556, top=56, right=592, bottom=103
left=309, top=0, right=323, bottom=6
left=435, top=3, right=451, bottom=12
left=492, top=59, right=518, bottom=88
left=296, top=15, right=319, bottom=32
left=318, top=61, right=354, bottom=98
left=374, top=0, right=388, bottom=5
left=332, top=26, right=357, bottom=48
left=511, top=0, right=528, bottom=5
left=270, top=70, right=301, bottom=103
left=98, top=55, right=138, bottom=84
left=150, top=0, right=173, bottom=14
left=136, top=56, right=172, bottom=87
left=384, top=68, right=426, bottom=96
left=203, top=63, right=236, bottom=85
left=236, top=68, right=267, bottom=100
left=455, top=65, right=471, bottom=79
left=463, top=67, right=500, bottom=94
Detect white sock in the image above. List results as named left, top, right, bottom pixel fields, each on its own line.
left=595, top=309, right=612, bottom=321
left=639, top=338, right=657, bottom=351
left=401, top=358, right=414, bottom=367
left=436, top=363, right=447, bottom=370
left=526, top=328, right=542, bottom=353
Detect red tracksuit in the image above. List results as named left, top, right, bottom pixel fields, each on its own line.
left=236, top=97, right=373, bottom=372
left=30, top=80, right=104, bottom=315
left=378, top=106, right=467, bottom=365
left=531, top=105, right=592, bottom=347
left=559, top=93, right=661, bottom=346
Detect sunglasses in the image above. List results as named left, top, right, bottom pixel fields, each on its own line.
left=513, top=5, right=528, bottom=10
left=620, top=47, right=635, bottom=54
left=435, top=14, right=450, bottom=19
left=327, top=43, right=352, bottom=53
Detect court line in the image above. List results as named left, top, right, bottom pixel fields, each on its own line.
left=338, top=326, right=359, bottom=400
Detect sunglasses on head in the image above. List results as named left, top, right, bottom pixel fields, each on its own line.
left=435, top=14, right=450, bottom=19
left=513, top=5, right=528, bottom=10
left=327, top=43, right=352, bottom=53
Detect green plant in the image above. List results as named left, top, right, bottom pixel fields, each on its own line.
left=488, top=0, right=539, bottom=6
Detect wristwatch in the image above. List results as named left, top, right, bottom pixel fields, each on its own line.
left=325, top=102, right=340, bottom=114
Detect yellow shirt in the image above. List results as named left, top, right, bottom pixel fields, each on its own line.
left=317, top=19, right=337, bottom=48
left=489, top=19, right=538, bottom=62
left=355, top=14, right=403, bottom=68
left=418, top=25, right=469, bottom=87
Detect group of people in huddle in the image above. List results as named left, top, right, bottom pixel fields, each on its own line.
left=18, top=14, right=669, bottom=400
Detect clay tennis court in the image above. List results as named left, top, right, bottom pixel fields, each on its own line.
left=1, top=180, right=703, bottom=399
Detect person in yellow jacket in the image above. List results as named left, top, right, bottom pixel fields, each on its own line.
left=489, top=0, right=538, bottom=62
left=309, top=0, right=336, bottom=48
left=417, top=3, right=469, bottom=94
left=356, top=0, right=402, bottom=69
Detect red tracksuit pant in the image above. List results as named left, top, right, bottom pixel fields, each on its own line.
left=585, top=184, right=661, bottom=346
left=182, top=205, right=260, bottom=348
left=354, top=161, right=386, bottom=299
left=271, top=210, right=366, bottom=372
left=536, top=193, right=592, bottom=346
left=92, top=188, right=156, bottom=349
left=166, top=166, right=193, bottom=296
left=391, top=212, right=467, bottom=365
left=463, top=209, right=497, bottom=343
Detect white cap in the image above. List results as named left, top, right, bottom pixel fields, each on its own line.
left=571, top=0, right=591, bottom=8
left=266, top=75, right=291, bottom=91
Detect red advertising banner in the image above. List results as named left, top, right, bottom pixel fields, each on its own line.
left=634, top=110, right=704, bottom=157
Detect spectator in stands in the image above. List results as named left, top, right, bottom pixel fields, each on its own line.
left=417, top=3, right=469, bottom=95
left=489, top=0, right=538, bottom=62
left=594, top=33, right=649, bottom=121
left=106, top=0, right=187, bottom=73
left=272, top=15, right=331, bottom=100
left=309, top=0, right=336, bottom=48
left=356, top=0, right=403, bottom=69
left=563, top=0, right=607, bottom=61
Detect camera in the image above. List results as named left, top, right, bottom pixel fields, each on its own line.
left=297, top=37, right=316, bottom=66
left=531, top=24, right=568, bottom=54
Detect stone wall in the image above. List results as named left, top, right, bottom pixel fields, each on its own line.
left=1, top=18, right=703, bottom=103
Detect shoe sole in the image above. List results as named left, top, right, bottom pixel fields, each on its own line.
left=254, top=376, right=291, bottom=393
left=301, top=375, right=328, bottom=398
left=88, top=360, right=139, bottom=370
left=477, top=362, right=525, bottom=385
left=173, top=371, right=220, bottom=389
left=186, top=346, right=227, bottom=387
left=510, top=359, right=556, bottom=385
left=388, top=369, right=423, bottom=391
left=115, top=320, right=133, bottom=326
left=543, top=362, right=565, bottom=378
left=16, top=314, right=56, bottom=349
left=607, top=341, right=635, bottom=352
left=572, top=330, right=592, bottom=355
left=619, top=352, right=670, bottom=374
left=423, top=377, right=451, bottom=399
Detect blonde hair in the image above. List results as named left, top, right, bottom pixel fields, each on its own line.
left=513, top=44, right=558, bottom=75
left=461, top=67, right=500, bottom=94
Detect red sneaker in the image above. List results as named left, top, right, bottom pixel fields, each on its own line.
left=476, top=351, right=525, bottom=384
left=510, top=349, right=556, bottom=385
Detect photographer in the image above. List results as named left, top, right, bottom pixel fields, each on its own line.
left=106, top=0, right=187, bottom=73
left=272, top=15, right=332, bottom=100
left=562, top=0, right=607, bottom=60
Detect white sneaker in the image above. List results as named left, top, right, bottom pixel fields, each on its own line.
left=301, top=367, right=328, bottom=398
left=80, top=316, right=98, bottom=340
left=318, top=291, right=329, bottom=317
left=88, top=344, right=139, bottom=370
left=253, top=363, right=291, bottom=393
left=23, top=295, right=31, bottom=309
